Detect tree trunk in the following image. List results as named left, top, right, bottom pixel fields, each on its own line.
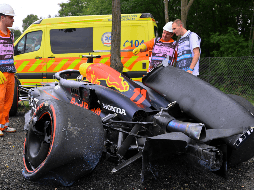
left=164, top=0, right=169, bottom=23
left=250, top=3, right=254, bottom=55
left=181, top=0, right=195, bottom=27
left=252, top=29, right=254, bottom=55
left=111, top=0, right=123, bottom=72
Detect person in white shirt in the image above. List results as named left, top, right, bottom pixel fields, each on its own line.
left=172, top=19, right=201, bottom=76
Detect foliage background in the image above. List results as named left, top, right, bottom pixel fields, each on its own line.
left=58, top=0, right=254, bottom=57
left=13, top=0, right=254, bottom=100
left=200, top=56, right=254, bottom=103
left=15, top=0, right=253, bottom=58
left=57, top=0, right=254, bottom=101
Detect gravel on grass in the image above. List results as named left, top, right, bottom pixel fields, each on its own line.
left=1, top=107, right=254, bottom=190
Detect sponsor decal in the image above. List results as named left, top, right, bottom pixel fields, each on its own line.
left=123, top=40, right=145, bottom=47
left=70, top=97, right=89, bottom=109
left=121, top=14, right=138, bottom=21
left=130, top=88, right=147, bottom=104
left=88, top=63, right=129, bottom=92
left=91, top=108, right=102, bottom=116
left=105, top=73, right=129, bottom=92
left=70, top=97, right=101, bottom=116
left=108, top=14, right=138, bottom=21
left=4, top=55, right=12, bottom=59
left=101, top=32, right=111, bottom=47
left=102, top=103, right=126, bottom=115
left=234, top=128, right=254, bottom=147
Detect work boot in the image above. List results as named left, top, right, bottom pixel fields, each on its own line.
left=0, top=130, right=3, bottom=136
left=4, top=127, right=16, bottom=133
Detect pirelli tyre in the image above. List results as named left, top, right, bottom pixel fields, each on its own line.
left=9, top=77, right=19, bottom=116
left=23, top=99, right=104, bottom=186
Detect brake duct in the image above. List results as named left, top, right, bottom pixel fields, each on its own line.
left=153, top=107, right=206, bottom=141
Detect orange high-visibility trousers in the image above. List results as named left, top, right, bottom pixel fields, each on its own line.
left=0, top=73, right=15, bottom=130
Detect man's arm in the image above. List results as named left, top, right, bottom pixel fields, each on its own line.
left=187, top=47, right=200, bottom=74
left=133, top=38, right=155, bottom=55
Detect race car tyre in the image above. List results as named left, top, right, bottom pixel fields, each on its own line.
left=9, top=77, right=19, bottom=116
left=23, top=99, right=104, bottom=186
left=227, top=94, right=254, bottom=115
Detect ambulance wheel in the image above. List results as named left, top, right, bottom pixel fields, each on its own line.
left=228, top=94, right=254, bottom=114
left=23, top=99, right=104, bottom=186
left=9, top=77, right=19, bottom=116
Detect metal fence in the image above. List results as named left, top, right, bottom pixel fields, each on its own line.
left=199, top=56, right=254, bottom=102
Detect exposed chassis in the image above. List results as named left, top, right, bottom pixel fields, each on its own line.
left=22, top=63, right=254, bottom=186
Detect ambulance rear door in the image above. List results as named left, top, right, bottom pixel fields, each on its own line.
left=92, top=22, right=113, bottom=66
left=121, top=21, right=149, bottom=79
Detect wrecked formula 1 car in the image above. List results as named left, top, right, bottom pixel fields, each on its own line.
left=22, top=62, right=254, bottom=186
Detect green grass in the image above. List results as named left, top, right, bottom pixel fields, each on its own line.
left=248, top=99, right=254, bottom=106
left=18, top=101, right=30, bottom=113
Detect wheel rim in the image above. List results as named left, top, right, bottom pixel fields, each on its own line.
left=25, top=113, right=52, bottom=170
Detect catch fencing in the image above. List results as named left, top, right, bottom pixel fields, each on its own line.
left=199, top=56, right=254, bottom=102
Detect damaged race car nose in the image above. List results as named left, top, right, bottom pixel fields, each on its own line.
left=21, top=62, right=254, bottom=186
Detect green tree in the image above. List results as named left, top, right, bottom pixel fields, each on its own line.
left=121, top=0, right=181, bottom=36
left=210, top=27, right=251, bottom=57
left=58, top=0, right=181, bottom=36
left=188, top=0, right=253, bottom=57
left=84, top=0, right=112, bottom=15
left=58, top=0, right=112, bottom=16
left=10, top=29, right=22, bottom=42
left=57, top=0, right=253, bottom=57
left=22, top=14, right=39, bottom=31
left=58, top=0, right=87, bottom=16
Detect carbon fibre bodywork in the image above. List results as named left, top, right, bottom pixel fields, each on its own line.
left=22, top=63, right=254, bottom=186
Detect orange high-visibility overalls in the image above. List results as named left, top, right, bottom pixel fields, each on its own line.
left=0, top=29, right=16, bottom=130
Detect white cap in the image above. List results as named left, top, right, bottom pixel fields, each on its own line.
left=163, top=22, right=173, bottom=33
left=0, top=4, right=15, bottom=16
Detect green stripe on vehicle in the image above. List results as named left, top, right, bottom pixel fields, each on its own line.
left=99, top=57, right=110, bottom=64
left=67, top=59, right=81, bottom=70
left=28, top=60, right=43, bottom=71
left=124, top=56, right=138, bottom=67
left=17, top=61, right=29, bottom=72
left=43, top=59, right=55, bottom=71
left=53, top=59, right=69, bottom=72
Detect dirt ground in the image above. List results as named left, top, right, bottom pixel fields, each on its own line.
left=1, top=107, right=254, bottom=190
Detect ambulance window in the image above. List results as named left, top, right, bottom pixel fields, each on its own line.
left=16, top=31, right=42, bottom=54
left=50, top=28, right=93, bottom=54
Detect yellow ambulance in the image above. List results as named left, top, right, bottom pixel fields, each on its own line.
left=14, top=13, right=158, bottom=87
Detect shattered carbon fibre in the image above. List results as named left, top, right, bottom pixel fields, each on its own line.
left=22, top=63, right=254, bottom=186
